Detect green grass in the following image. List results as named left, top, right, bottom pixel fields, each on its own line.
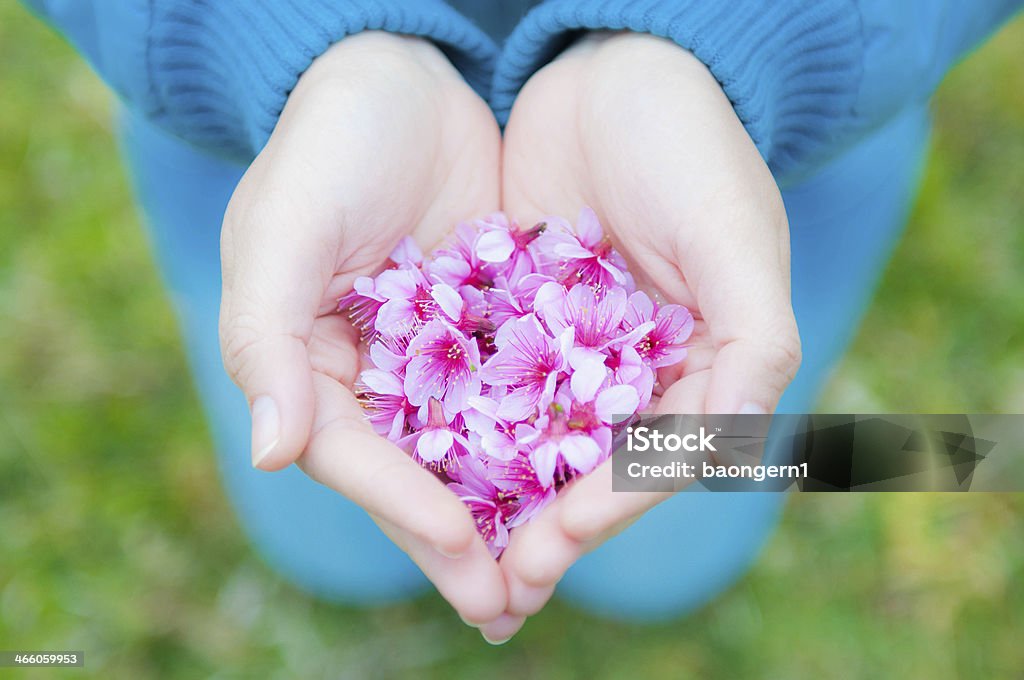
left=1, top=5, right=1022, bottom=678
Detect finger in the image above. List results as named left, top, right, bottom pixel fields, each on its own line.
left=219, top=174, right=341, bottom=471
left=502, top=374, right=710, bottom=599
left=673, top=224, right=800, bottom=413
left=306, top=319, right=507, bottom=624
left=557, top=461, right=674, bottom=546
left=500, top=503, right=579, bottom=618
left=373, top=515, right=508, bottom=624
left=655, top=317, right=712, bottom=392
left=299, top=372, right=477, bottom=558
left=478, top=613, right=527, bottom=646
left=307, top=314, right=362, bottom=386
left=559, top=370, right=708, bottom=543
left=606, top=50, right=801, bottom=414
left=506, top=575, right=555, bottom=618
left=705, top=337, right=801, bottom=414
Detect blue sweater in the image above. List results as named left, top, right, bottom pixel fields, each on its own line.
left=23, top=0, right=1022, bottom=184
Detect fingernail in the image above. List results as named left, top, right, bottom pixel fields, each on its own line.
left=458, top=613, right=479, bottom=629
left=738, top=402, right=765, bottom=415
left=481, top=632, right=513, bottom=646
left=251, top=396, right=280, bottom=468
left=479, top=613, right=524, bottom=645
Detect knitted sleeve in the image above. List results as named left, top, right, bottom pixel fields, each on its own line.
left=22, top=0, right=498, bottom=162
left=491, top=0, right=1023, bottom=183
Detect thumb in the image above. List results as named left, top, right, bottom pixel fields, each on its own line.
left=219, top=190, right=335, bottom=471
left=684, top=212, right=801, bottom=415
left=706, top=335, right=801, bottom=415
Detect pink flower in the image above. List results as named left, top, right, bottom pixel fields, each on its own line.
left=389, top=236, right=423, bottom=266
left=399, top=398, right=469, bottom=469
left=338, top=276, right=385, bottom=341
left=623, top=291, right=695, bottom=368
left=432, top=283, right=496, bottom=336
left=489, top=454, right=556, bottom=527
left=368, top=330, right=411, bottom=374
left=404, top=318, right=481, bottom=412
left=372, top=268, right=435, bottom=335
left=541, top=208, right=633, bottom=291
left=356, top=369, right=414, bottom=441
left=520, top=401, right=613, bottom=488
left=338, top=236, right=423, bottom=338
left=572, top=382, right=642, bottom=428
left=535, top=282, right=629, bottom=350
left=447, top=453, right=513, bottom=557
left=463, top=395, right=520, bottom=461
left=428, top=222, right=494, bottom=289
left=343, top=208, right=697, bottom=556
left=483, top=273, right=554, bottom=328
left=476, top=219, right=547, bottom=280
left=479, top=314, right=573, bottom=421
left=562, top=351, right=642, bottom=426
left=607, top=344, right=656, bottom=410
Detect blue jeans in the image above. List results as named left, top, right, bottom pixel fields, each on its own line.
left=119, top=104, right=929, bottom=620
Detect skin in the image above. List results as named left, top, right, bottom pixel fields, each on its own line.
left=219, top=30, right=801, bottom=643
left=481, top=32, right=801, bottom=643
left=218, top=32, right=507, bottom=625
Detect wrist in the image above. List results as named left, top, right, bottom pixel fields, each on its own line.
left=299, top=32, right=462, bottom=96
left=558, top=32, right=739, bottom=143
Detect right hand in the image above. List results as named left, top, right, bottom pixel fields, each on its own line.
left=483, top=31, right=802, bottom=642
left=218, top=32, right=506, bottom=624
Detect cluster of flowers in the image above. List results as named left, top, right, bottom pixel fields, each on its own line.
left=339, top=209, right=694, bottom=557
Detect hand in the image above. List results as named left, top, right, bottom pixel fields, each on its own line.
left=219, top=32, right=507, bottom=624
left=482, top=32, right=802, bottom=642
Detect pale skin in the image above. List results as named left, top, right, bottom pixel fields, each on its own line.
left=219, top=31, right=801, bottom=643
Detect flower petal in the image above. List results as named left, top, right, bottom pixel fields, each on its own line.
left=375, top=268, right=418, bottom=299
left=559, top=434, right=602, bottom=475
left=476, top=229, right=516, bottom=262
left=568, top=347, right=608, bottom=403
left=403, top=355, right=445, bottom=407
left=353, top=276, right=381, bottom=301
left=533, top=281, right=568, bottom=333
left=496, top=389, right=539, bottom=422
left=595, top=384, right=640, bottom=423
left=552, top=241, right=595, bottom=260
left=616, top=344, right=643, bottom=382
left=389, top=237, right=423, bottom=265
left=443, top=372, right=479, bottom=413
left=653, top=346, right=689, bottom=369
left=359, top=368, right=404, bottom=396
left=576, top=206, right=603, bottom=245
left=375, top=298, right=416, bottom=335
left=481, top=430, right=518, bottom=461
left=598, top=257, right=627, bottom=284
left=369, top=341, right=407, bottom=373
left=429, top=255, right=472, bottom=286
left=660, top=305, right=696, bottom=343
left=430, top=283, right=464, bottom=322
left=387, top=411, right=406, bottom=442
left=530, top=442, right=559, bottom=487
left=625, top=290, right=654, bottom=326
left=418, top=428, right=454, bottom=463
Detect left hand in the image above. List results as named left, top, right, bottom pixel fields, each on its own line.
left=479, top=32, right=802, bottom=643
left=218, top=33, right=508, bottom=625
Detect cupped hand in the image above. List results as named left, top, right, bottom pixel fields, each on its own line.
left=218, top=32, right=507, bottom=624
left=482, top=32, right=802, bottom=642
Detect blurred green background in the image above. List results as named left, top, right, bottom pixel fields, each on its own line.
left=1, top=4, right=1022, bottom=678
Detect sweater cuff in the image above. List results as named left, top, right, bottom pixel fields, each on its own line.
left=492, top=0, right=864, bottom=179
left=149, top=0, right=498, bottom=162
